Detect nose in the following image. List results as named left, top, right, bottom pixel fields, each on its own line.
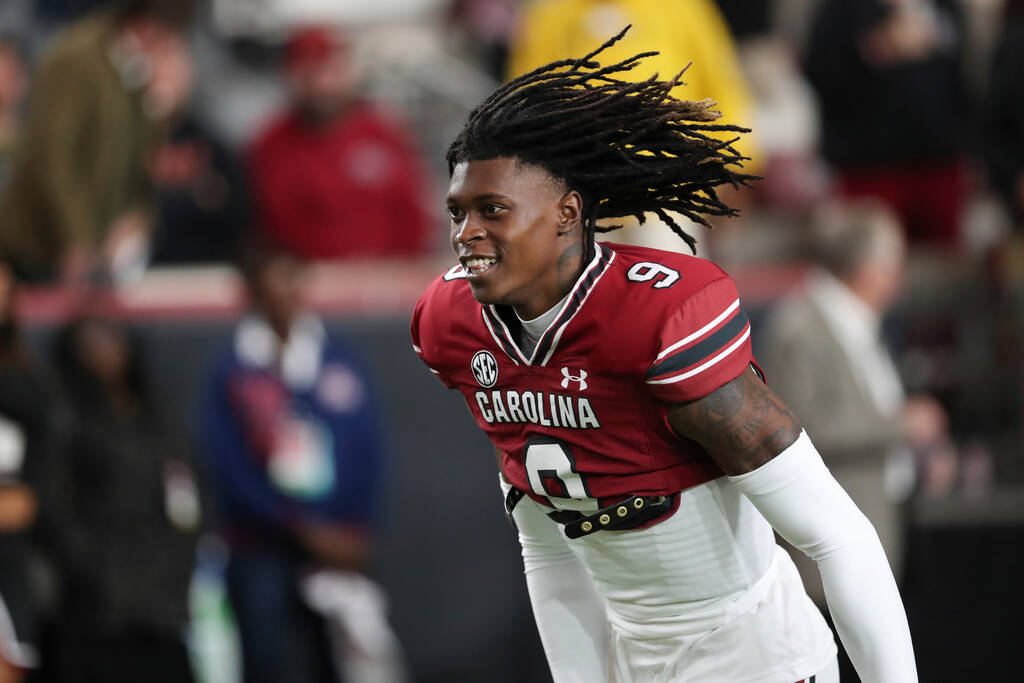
left=454, top=215, right=485, bottom=247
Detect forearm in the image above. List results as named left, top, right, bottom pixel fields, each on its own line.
left=729, top=431, right=917, bottom=682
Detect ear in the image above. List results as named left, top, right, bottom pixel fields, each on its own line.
left=556, top=190, right=583, bottom=236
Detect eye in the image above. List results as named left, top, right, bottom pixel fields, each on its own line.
left=447, top=205, right=465, bottom=220
left=482, top=204, right=504, bottom=216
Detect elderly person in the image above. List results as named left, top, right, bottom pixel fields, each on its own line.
left=760, top=200, right=954, bottom=605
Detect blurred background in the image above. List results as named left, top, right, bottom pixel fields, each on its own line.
left=0, top=0, right=1021, bottom=682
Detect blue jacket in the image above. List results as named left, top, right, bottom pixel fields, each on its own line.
left=198, top=315, right=385, bottom=548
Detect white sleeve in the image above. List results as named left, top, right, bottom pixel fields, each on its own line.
left=498, top=476, right=609, bottom=683
left=728, top=430, right=917, bottom=683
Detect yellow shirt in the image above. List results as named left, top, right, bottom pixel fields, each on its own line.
left=507, top=0, right=761, bottom=173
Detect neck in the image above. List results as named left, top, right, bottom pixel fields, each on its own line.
left=513, top=239, right=586, bottom=320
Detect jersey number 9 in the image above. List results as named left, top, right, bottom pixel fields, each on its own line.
left=524, top=438, right=599, bottom=512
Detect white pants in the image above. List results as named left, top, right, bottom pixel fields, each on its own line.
left=505, top=477, right=837, bottom=683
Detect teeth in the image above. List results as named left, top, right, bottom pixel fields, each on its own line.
left=465, top=257, right=497, bottom=269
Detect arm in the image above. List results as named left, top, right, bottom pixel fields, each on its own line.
left=498, top=471, right=608, bottom=683
left=668, top=369, right=917, bottom=683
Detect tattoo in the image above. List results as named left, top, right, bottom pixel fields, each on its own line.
left=667, top=369, right=802, bottom=475
left=555, top=240, right=584, bottom=290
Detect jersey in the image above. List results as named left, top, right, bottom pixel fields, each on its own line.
left=410, top=242, right=758, bottom=512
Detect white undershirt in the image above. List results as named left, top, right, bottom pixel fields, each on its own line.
left=517, top=294, right=570, bottom=358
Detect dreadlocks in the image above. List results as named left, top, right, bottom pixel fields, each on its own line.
left=446, top=26, right=757, bottom=256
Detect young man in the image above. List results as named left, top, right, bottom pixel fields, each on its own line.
left=411, top=29, right=916, bottom=682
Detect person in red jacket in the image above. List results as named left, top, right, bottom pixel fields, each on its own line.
left=248, top=26, right=435, bottom=261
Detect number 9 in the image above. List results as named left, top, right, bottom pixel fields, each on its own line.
left=627, top=262, right=680, bottom=289
left=524, top=438, right=599, bottom=512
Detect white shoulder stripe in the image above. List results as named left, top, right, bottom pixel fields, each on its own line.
left=647, top=326, right=750, bottom=385
left=412, top=344, right=422, bottom=354
left=655, top=299, right=740, bottom=361
left=428, top=368, right=439, bottom=375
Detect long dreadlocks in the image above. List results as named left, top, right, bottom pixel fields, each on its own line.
left=446, top=26, right=757, bottom=256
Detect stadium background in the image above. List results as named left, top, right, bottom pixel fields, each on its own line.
left=1, top=0, right=1022, bottom=681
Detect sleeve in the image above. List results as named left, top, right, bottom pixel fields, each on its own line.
left=410, top=286, right=457, bottom=389
left=27, top=53, right=104, bottom=250
left=645, top=276, right=753, bottom=403
left=499, top=475, right=609, bottom=682
left=729, top=431, right=917, bottom=682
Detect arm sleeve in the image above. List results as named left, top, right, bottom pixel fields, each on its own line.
left=29, top=54, right=116, bottom=249
left=729, top=430, right=917, bottom=683
left=645, top=277, right=753, bottom=403
left=499, top=475, right=609, bottom=683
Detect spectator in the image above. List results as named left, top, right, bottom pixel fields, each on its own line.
left=46, top=317, right=201, bottom=683
left=759, top=200, right=956, bottom=607
left=248, top=26, right=434, bottom=262
left=148, top=113, right=251, bottom=266
left=804, top=0, right=968, bottom=247
left=0, top=36, right=27, bottom=193
left=0, top=0, right=195, bottom=283
left=0, top=261, right=59, bottom=683
left=198, top=245, right=402, bottom=683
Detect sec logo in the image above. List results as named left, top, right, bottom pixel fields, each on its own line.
left=471, top=350, right=499, bottom=388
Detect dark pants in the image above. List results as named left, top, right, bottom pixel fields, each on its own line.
left=226, top=551, right=337, bottom=683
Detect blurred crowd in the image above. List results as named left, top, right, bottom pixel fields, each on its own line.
left=0, top=0, right=1022, bottom=681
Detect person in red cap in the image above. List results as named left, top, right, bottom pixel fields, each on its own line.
left=248, top=26, right=435, bottom=261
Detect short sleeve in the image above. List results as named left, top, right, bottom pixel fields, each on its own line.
left=410, top=289, right=457, bottom=390
left=644, top=276, right=753, bottom=403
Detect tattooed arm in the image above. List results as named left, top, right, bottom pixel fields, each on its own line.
left=670, top=369, right=918, bottom=682
left=666, top=367, right=800, bottom=475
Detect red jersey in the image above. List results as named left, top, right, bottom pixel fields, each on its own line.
left=411, top=243, right=756, bottom=511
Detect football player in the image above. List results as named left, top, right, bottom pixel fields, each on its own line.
left=411, top=28, right=916, bottom=683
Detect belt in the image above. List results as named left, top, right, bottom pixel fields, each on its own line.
left=503, top=486, right=676, bottom=539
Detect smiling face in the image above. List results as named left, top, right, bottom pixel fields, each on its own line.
left=447, top=158, right=585, bottom=320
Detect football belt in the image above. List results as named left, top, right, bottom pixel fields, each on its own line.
left=503, top=486, right=676, bottom=538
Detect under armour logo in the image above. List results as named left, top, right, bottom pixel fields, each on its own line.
left=560, top=367, right=588, bottom=391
